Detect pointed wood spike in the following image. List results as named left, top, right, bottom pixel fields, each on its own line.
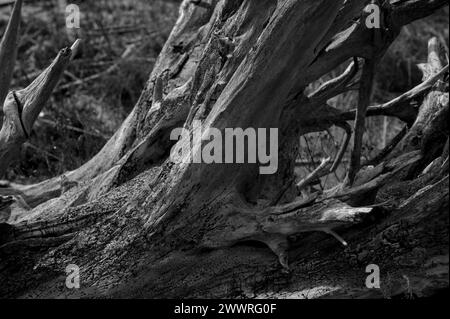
left=15, top=41, right=77, bottom=135
left=0, top=0, right=23, bottom=110
left=70, top=39, right=81, bottom=60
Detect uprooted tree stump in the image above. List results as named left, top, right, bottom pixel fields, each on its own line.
left=0, top=0, right=448, bottom=298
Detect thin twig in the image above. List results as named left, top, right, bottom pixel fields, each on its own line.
left=308, top=57, right=359, bottom=104
left=330, top=122, right=352, bottom=173
left=363, top=126, right=408, bottom=167
left=297, top=157, right=332, bottom=191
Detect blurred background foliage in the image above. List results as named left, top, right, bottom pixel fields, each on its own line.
left=0, top=1, right=448, bottom=188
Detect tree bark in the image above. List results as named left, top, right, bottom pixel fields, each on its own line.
left=0, top=0, right=448, bottom=298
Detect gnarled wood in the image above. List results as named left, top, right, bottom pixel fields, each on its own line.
left=0, top=0, right=448, bottom=299
left=0, top=42, right=79, bottom=177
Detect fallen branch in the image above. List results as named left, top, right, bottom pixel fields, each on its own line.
left=341, top=64, right=449, bottom=124
left=202, top=195, right=374, bottom=270
left=0, top=40, right=80, bottom=177
left=363, top=126, right=408, bottom=167
left=348, top=58, right=376, bottom=185
left=308, top=57, right=359, bottom=105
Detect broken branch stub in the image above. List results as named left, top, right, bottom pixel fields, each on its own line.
left=15, top=46, right=76, bottom=135
left=0, top=41, right=79, bottom=177
left=308, top=57, right=359, bottom=105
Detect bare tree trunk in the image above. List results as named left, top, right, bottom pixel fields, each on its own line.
left=0, top=0, right=448, bottom=298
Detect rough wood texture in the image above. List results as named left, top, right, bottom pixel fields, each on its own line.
left=0, top=0, right=21, bottom=125
left=0, top=0, right=448, bottom=298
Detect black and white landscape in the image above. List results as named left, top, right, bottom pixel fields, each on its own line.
left=0, top=0, right=448, bottom=301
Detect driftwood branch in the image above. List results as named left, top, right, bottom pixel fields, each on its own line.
left=363, top=126, right=408, bottom=167
left=348, top=58, right=375, bottom=184
left=0, top=40, right=79, bottom=177
left=0, top=0, right=448, bottom=299
left=0, top=0, right=22, bottom=125
left=308, top=57, right=359, bottom=105
left=341, top=64, right=449, bottom=124
left=296, top=157, right=332, bottom=191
